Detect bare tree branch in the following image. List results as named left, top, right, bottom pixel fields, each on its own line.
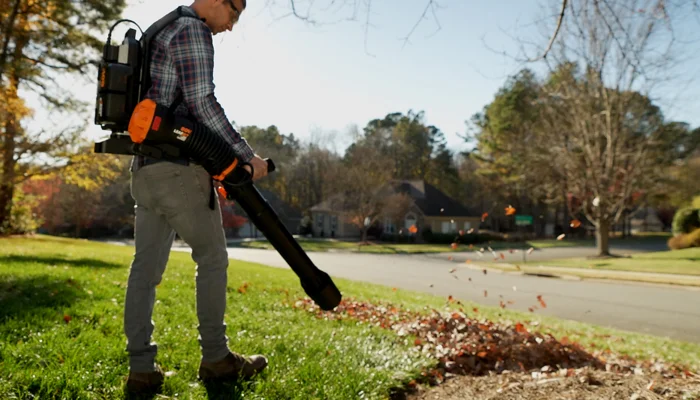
left=528, top=0, right=568, bottom=61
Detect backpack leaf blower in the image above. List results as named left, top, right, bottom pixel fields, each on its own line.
left=93, top=7, right=342, bottom=311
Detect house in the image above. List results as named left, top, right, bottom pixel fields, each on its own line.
left=628, top=207, right=665, bottom=233
left=230, top=188, right=303, bottom=238
left=309, top=180, right=481, bottom=239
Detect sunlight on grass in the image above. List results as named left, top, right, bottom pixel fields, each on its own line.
left=538, top=247, right=700, bottom=276
left=0, top=235, right=697, bottom=399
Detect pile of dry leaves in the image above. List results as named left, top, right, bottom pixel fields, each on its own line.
left=292, top=297, right=699, bottom=399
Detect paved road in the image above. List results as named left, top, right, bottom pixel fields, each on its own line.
left=171, top=244, right=700, bottom=344
left=425, top=240, right=670, bottom=265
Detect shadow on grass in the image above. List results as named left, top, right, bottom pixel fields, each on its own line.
left=0, top=254, right=123, bottom=269
left=0, top=275, right=85, bottom=324
left=202, top=380, right=247, bottom=400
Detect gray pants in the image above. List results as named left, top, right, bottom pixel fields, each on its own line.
left=125, top=161, right=231, bottom=372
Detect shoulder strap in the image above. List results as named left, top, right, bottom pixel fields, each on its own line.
left=139, top=6, right=200, bottom=108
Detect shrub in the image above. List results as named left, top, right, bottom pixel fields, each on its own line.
left=668, top=228, right=700, bottom=250
left=2, top=186, right=43, bottom=235
left=671, top=207, right=700, bottom=235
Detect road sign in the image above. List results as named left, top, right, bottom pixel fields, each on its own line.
left=515, top=215, right=533, bottom=226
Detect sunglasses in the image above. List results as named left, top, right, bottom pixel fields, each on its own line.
left=225, top=0, right=242, bottom=17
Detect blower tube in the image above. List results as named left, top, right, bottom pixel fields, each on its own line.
left=128, top=99, right=342, bottom=311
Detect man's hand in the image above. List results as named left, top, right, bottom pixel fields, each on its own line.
left=242, top=155, right=269, bottom=181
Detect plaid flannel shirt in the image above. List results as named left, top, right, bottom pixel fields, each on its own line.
left=134, top=6, right=254, bottom=168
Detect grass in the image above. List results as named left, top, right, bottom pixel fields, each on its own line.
left=0, top=235, right=698, bottom=399
left=238, top=233, right=671, bottom=254
left=536, top=247, right=700, bottom=276
left=236, top=238, right=475, bottom=254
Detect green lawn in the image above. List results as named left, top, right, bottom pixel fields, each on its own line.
left=237, top=238, right=474, bottom=254
left=0, top=235, right=698, bottom=399
left=238, top=233, right=671, bottom=254
left=538, top=247, right=700, bottom=276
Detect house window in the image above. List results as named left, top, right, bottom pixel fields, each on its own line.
left=464, top=222, right=471, bottom=231
left=331, top=215, right=337, bottom=229
left=441, top=220, right=457, bottom=233
left=404, top=213, right=417, bottom=231
left=317, top=214, right=324, bottom=229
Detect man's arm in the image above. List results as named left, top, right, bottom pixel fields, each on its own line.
left=169, top=21, right=254, bottom=163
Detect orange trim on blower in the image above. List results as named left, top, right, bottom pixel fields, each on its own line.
left=128, top=99, right=157, bottom=143
left=213, top=159, right=238, bottom=181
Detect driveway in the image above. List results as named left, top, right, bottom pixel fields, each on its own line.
left=171, top=245, right=700, bottom=344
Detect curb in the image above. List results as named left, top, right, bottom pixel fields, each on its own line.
left=465, top=263, right=700, bottom=288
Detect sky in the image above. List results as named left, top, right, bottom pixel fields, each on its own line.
left=26, top=0, right=700, bottom=156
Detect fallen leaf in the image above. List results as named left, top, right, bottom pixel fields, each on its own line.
left=505, top=205, right=516, bottom=216
left=468, top=277, right=472, bottom=282
left=459, top=230, right=464, bottom=236
left=484, top=290, right=488, bottom=297
left=570, top=219, right=582, bottom=228
left=515, top=322, right=527, bottom=333
left=483, top=269, right=488, bottom=275
left=465, top=259, right=472, bottom=264
left=392, top=288, right=397, bottom=291
left=527, top=247, right=534, bottom=255
left=481, top=212, right=489, bottom=222
left=499, top=300, right=506, bottom=309
left=451, top=243, right=458, bottom=250
left=63, top=314, right=71, bottom=324
left=468, top=228, right=475, bottom=234
left=477, top=351, right=488, bottom=358
left=500, top=253, right=505, bottom=259
left=646, top=380, right=654, bottom=390
left=429, top=284, right=434, bottom=288
left=449, top=268, right=457, bottom=273
left=514, top=265, right=521, bottom=271
left=447, top=256, right=453, bottom=261
left=537, top=295, right=547, bottom=308
left=237, top=282, right=249, bottom=294
left=557, top=234, right=566, bottom=241
left=528, top=307, right=535, bottom=312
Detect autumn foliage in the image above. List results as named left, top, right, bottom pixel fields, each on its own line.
left=293, top=297, right=691, bottom=385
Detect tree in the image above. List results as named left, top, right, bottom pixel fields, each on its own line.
left=516, top=0, right=699, bottom=256
left=381, top=192, right=415, bottom=236
left=0, top=0, right=127, bottom=233
left=332, top=142, right=393, bottom=243
left=53, top=145, right=124, bottom=237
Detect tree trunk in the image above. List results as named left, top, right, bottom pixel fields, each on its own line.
left=0, top=85, right=20, bottom=233
left=596, top=219, right=611, bottom=256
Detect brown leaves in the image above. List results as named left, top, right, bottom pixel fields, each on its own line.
left=505, top=205, right=517, bottom=216
left=537, top=295, right=547, bottom=308
left=481, top=212, right=489, bottom=222
left=293, top=297, right=609, bottom=377
left=557, top=234, right=566, bottom=241
left=63, top=314, right=72, bottom=323
left=237, top=282, right=250, bottom=294
left=570, top=219, right=582, bottom=228
left=451, top=242, right=459, bottom=250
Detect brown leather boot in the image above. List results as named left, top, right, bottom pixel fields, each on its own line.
left=198, top=352, right=268, bottom=382
left=125, top=365, right=164, bottom=395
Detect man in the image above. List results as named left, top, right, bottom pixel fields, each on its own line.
left=124, top=0, right=269, bottom=394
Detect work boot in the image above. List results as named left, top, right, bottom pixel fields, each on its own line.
left=198, top=352, right=268, bottom=382
left=125, top=365, right=164, bottom=395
